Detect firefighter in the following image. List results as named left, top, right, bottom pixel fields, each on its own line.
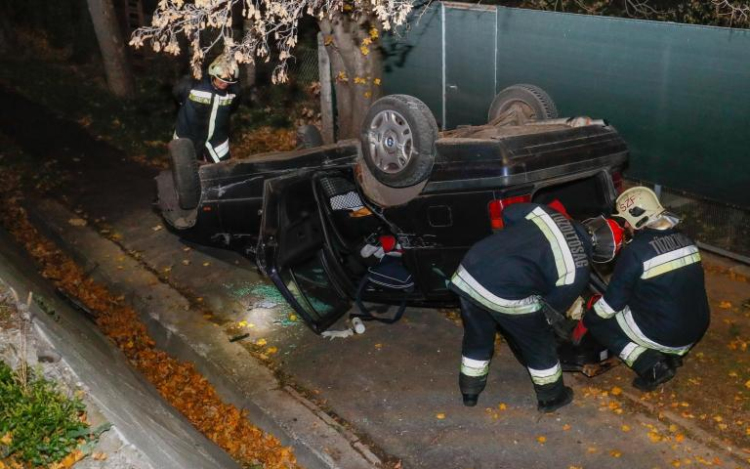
left=583, top=187, right=710, bottom=391
left=173, top=56, right=240, bottom=163
left=449, top=202, right=623, bottom=412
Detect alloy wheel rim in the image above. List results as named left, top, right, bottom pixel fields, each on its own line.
left=367, top=109, right=414, bottom=174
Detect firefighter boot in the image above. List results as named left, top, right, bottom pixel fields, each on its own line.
left=537, top=386, right=574, bottom=413
left=459, top=373, right=487, bottom=407
left=632, top=359, right=676, bottom=392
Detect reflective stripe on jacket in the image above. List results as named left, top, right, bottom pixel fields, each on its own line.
left=449, top=203, right=592, bottom=315
left=595, top=228, right=709, bottom=347
left=173, top=75, right=239, bottom=161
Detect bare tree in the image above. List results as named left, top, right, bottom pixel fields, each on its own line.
left=712, top=0, right=750, bottom=24
left=86, top=0, right=136, bottom=98
left=131, top=0, right=416, bottom=139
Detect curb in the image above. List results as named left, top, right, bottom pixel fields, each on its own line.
left=27, top=199, right=382, bottom=469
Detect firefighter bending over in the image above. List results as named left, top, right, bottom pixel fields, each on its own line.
left=449, top=202, right=623, bottom=412
left=583, top=187, right=710, bottom=391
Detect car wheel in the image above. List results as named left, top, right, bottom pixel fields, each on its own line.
left=168, top=138, right=201, bottom=210
left=361, top=95, right=438, bottom=188
left=487, top=84, right=558, bottom=123
left=296, top=124, right=324, bottom=149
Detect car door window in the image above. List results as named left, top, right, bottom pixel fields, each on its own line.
left=280, top=249, right=350, bottom=323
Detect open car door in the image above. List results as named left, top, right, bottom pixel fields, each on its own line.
left=255, top=170, right=352, bottom=333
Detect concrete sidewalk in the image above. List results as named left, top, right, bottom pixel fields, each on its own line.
left=0, top=228, right=239, bottom=469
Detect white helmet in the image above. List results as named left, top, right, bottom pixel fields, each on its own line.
left=208, top=56, right=238, bottom=84
left=614, top=186, right=665, bottom=229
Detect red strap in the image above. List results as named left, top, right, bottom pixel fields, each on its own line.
left=571, top=320, right=588, bottom=346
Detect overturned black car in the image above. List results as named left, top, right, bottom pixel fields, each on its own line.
left=156, top=84, right=628, bottom=374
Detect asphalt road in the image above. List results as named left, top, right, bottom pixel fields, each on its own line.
left=0, top=85, right=740, bottom=469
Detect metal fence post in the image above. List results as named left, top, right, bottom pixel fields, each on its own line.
left=317, top=32, right=335, bottom=144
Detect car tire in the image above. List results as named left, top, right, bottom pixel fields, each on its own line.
left=296, top=124, right=324, bottom=149
left=487, top=84, right=558, bottom=123
left=361, top=94, right=438, bottom=188
left=168, top=138, right=201, bottom=210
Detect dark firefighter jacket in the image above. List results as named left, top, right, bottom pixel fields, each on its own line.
left=449, top=203, right=592, bottom=316
left=173, top=75, right=240, bottom=162
left=592, top=227, right=710, bottom=350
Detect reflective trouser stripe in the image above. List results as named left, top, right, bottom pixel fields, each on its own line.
left=461, top=356, right=490, bottom=377
left=204, top=142, right=221, bottom=162
left=641, top=246, right=701, bottom=279
left=593, top=297, right=620, bottom=319
left=528, top=362, right=562, bottom=386
left=619, top=342, right=648, bottom=367
left=525, top=208, right=576, bottom=286
left=451, top=266, right=541, bottom=315
left=616, top=309, right=692, bottom=355
left=214, top=139, right=229, bottom=158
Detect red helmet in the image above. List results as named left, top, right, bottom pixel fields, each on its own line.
left=584, top=216, right=624, bottom=263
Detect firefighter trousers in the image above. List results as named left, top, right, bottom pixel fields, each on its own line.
left=459, top=297, right=565, bottom=402
left=583, top=311, right=667, bottom=376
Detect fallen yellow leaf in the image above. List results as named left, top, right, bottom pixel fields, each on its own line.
left=537, top=436, right=546, bottom=444
left=202, top=261, right=210, bottom=267
left=256, top=338, right=267, bottom=346
left=0, top=432, right=12, bottom=445
left=611, top=386, right=622, bottom=395
left=675, top=433, right=685, bottom=443
left=563, top=424, right=571, bottom=431
left=610, top=449, right=622, bottom=458
left=621, top=425, right=631, bottom=432
left=436, top=413, right=446, bottom=420
left=745, top=380, right=750, bottom=389
left=498, top=403, right=507, bottom=411
left=92, top=452, right=108, bottom=461
left=718, top=301, right=732, bottom=309
left=647, top=432, right=662, bottom=443
left=266, top=346, right=278, bottom=355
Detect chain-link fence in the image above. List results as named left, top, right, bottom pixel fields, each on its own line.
left=628, top=180, right=750, bottom=262
left=287, top=46, right=319, bottom=85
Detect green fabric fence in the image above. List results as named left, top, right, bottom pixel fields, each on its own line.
left=383, top=2, right=750, bottom=208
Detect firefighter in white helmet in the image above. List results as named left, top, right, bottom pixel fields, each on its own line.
left=173, top=56, right=241, bottom=163
left=583, top=186, right=710, bottom=391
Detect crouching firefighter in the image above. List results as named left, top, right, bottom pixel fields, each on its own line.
left=449, top=202, right=623, bottom=412
left=583, top=187, right=710, bottom=391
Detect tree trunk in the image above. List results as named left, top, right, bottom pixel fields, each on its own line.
left=319, top=15, right=383, bottom=140
left=86, top=0, right=136, bottom=99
